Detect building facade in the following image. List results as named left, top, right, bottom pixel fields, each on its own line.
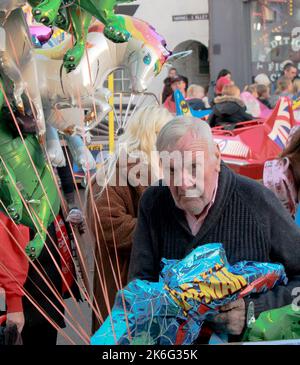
left=210, top=0, right=300, bottom=88
left=117, top=0, right=209, bottom=98
left=117, top=1, right=300, bottom=97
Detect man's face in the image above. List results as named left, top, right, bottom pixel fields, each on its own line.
left=285, top=67, right=297, bottom=81
left=163, top=130, right=221, bottom=216
left=169, top=69, right=177, bottom=79
left=171, top=80, right=186, bottom=93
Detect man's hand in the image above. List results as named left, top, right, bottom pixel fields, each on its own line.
left=207, top=299, right=246, bottom=336
left=6, top=312, right=25, bottom=333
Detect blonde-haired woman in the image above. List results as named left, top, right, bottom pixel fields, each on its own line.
left=293, top=78, right=300, bottom=99
left=86, top=105, right=172, bottom=332
left=208, top=84, right=253, bottom=129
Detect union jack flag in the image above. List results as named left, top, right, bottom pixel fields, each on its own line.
left=268, top=98, right=294, bottom=149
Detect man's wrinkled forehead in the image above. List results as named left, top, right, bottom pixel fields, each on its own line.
left=173, top=128, right=211, bottom=152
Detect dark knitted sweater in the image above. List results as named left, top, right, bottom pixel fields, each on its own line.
left=128, top=163, right=300, bottom=320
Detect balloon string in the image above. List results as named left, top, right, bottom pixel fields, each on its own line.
left=62, top=147, right=117, bottom=327
left=41, top=112, right=107, bottom=329
left=43, top=147, right=99, bottom=330
left=0, top=155, right=91, bottom=335
left=0, top=208, right=91, bottom=341
left=0, top=82, right=123, bottom=341
left=87, top=140, right=133, bottom=342
left=86, top=167, right=133, bottom=342
left=7, top=33, right=39, bottom=129
left=61, top=1, right=77, bottom=10
left=0, top=260, right=77, bottom=345
left=0, top=260, right=90, bottom=344
left=0, top=199, right=71, bottom=317
left=0, top=158, right=93, bottom=340
left=50, top=142, right=113, bottom=328
left=81, top=42, right=133, bottom=339
left=0, top=221, right=89, bottom=344
left=0, top=43, right=78, bottom=292
left=103, top=182, right=133, bottom=341
left=0, top=84, right=94, bottom=333
left=4, top=13, right=133, bottom=341
left=0, top=83, right=78, bottom=279
left=0, top=210, right=92, bottom=343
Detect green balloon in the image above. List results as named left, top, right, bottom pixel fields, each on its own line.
left=243, top=305, right=300, bottom=342
left=0, top=79, right=60, bottom=260
left=29, top=0, right=135, bottom=72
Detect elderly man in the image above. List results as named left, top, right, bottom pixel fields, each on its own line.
left=128, top=117, right=300, bottom=340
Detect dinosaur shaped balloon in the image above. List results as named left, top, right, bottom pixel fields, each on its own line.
left=0, top=3, right=46, bottom=135
left=30, top=0, right=137, bottom=72
left=33, top=17, right=188, bottom=135
left=0, top=78, right=60, bottom=260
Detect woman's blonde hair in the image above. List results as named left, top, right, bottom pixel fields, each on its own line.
left=256, top=84, right=269, bottom=98
left=222, top=84, right=240, bottom=97
left=293, top=79, right=300, bottom=96
left=118, top=105, right=173, bottom=159
left=187, top=84, right=205, bottom=99
left=276, top=76, right=292, bottom=94
left=95, top=105, right=173, bottom=191
left=244, top=84, right=257, bottom=95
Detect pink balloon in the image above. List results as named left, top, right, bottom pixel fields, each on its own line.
left=29, top=25, right=53, bottom=45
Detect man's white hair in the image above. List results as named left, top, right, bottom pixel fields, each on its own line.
left=156, top=116, right=216, bottom=153
left=254, top=73, right=271, bottom=87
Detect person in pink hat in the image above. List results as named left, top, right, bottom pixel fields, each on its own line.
left=215, top=75, right=234, bottom=96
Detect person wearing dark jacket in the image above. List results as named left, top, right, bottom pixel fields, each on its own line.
left=186, top=84, right=210, bottom=110
left=164, top=75, right=188, bottom=114
left=87, top=106, right=172, bottom=333
left=128, top=117, right=300, bottom=342
left=257, top=84, right=272, bottom=109
left=162, top=67, right=178, bottom=103
left=208, top=85, right=253, bottom=129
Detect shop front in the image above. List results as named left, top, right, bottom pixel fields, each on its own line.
left=250, top=0, right=300, bottom=82
left=209, top=0, right=300, bottom=87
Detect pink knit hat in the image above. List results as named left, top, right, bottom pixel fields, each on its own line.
left=215, top=76, right=232, bottom=95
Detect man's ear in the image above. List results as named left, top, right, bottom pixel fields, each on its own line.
left=215, top=144, right=221, bottom=172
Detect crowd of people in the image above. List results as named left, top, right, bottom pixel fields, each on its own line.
left=162, top=62, right=300, bottom=129
left=2, top=61, right=300, bottom=345
left=84, top=62, right=300, bottom=343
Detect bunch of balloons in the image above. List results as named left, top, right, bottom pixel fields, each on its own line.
left=0, top=1, right=191, bottom=259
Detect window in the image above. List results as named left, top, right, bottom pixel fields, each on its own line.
left=250, top=0, right=300, bottom=82
left=104, top=68, right=131, bottom=93
left=198, top=44, right=210, bottom=74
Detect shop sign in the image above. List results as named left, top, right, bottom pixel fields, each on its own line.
left=254, top=26, right=300, bottom=82
left=172, top=13, right=209, bottom=22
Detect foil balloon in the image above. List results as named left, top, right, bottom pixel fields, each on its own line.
left=0, top=4, right=46, bottom=135
left=29, top=24, right=53, bottom=46
left=175, top=90, right=212, bottom=119
left=0, top=82, right=60, bottom=260
left=0, top=1, right=27, bottom=19
left=29, top=0, right=136, bottom=72
left=46, top=124, right=96, bottom=171
left=33, top=17, right=184, bottom=132
left=240, top=91, right=272, bottom=119
left=119, top=17, right=191, bottom=93
left=243, top=305, right=300, bottom=342
left=91, top=243, right=287, bottom=345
